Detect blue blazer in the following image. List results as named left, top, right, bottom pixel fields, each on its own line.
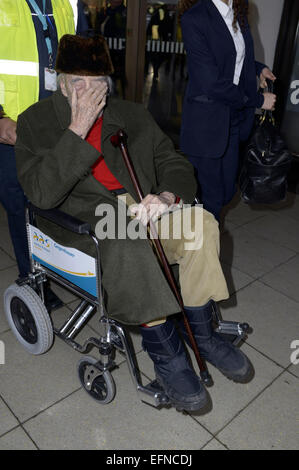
left=180, top=0, right=266, bottom=158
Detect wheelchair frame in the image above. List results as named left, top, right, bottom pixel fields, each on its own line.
left=5, top=202, right=250, bottom=408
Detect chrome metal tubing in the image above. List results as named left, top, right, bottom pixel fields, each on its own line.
left=216, top=321, right=246, bottom=336
left=59, top=300, right=88, bottom=335
left=53, top=327, right=103, bottom=354
left=25, top=207, right=36, bottom=275
left=42, top=268, right=98, bottom=305
left=136, top=384, right=167, bottom=408
left=90, top=233, right=106, bottom=320
left=111, top=322, right=140, bottom=385
left=111, top=322, right=164, bottom=407
left=66, top=304, right=95, bottom=339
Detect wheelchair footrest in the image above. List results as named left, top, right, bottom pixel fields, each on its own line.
left=138, top=379, right=170, bottom=407
left=215, top=321, right=250, bottom=345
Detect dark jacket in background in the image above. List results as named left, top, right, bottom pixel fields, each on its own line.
left=180, top=0, right=266, bottom=158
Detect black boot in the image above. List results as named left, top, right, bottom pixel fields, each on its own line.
left=44, top=282, right=63, bottom=313
left=140, top=320, right=208, bottom=411
left=180, top=301, right=253, bottom=383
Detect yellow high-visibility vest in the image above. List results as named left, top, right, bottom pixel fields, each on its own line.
left=0, top=0, right=76, bottom=120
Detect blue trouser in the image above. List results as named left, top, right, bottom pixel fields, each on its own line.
left=0, top=143, right=30, bottom=276
left=187, top=112, right=240, bottom=221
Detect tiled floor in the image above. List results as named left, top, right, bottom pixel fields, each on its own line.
left=0, top=192, right=298, bottom=450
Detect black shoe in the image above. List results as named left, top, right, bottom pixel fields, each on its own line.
left=181, top=302, right=253, bottom=383
left=140, top=320, right=208, bottom=411
left=44, top=285, right=63, bottom=313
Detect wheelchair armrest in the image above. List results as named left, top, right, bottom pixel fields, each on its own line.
left=27, top=202, right=92, bottom=235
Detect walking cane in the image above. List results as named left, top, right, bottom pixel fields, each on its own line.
left=111, top=129, right=212, bottom=385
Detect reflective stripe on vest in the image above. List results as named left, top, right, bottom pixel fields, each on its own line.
left=68, top=0, right=78, bottom=32
left=0, top=59, right=39, bottom=77
left=0, top=0, right=75, bottom=120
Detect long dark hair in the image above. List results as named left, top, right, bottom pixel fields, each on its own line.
left=178, top=0, right=249, bottom=31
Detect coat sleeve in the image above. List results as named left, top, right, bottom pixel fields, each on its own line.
left=15, top=112, right=100, bottom=210
left=76, top=0, right=89, bottom=34
left=181, top=14, right=246, bottom=109
left=255, top=60, right=267, bottom=77
left=143, top=110, right=197, bottom=203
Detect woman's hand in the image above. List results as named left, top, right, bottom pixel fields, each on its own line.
left=0, top=117, right=17, bottom=145
left=130, top=192, right=176, bottom=226
left=259, top=67, right=276, bottom=89
left=261, top=92, right=276, bottom=111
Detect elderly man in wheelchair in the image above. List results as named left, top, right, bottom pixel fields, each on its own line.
left=6, top=34, right=253, bottom=413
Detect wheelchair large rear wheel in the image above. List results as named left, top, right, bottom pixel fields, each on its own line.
left=77, top=356, right=116, bottom=404
left=4, top=283, right=53, bottom=355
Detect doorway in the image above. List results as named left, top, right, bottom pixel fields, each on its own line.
left=141, top=1, right=187, bottom=147
left=86, top=1, right=187, bottom=147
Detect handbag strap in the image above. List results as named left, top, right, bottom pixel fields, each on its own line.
left=266, top=78, right=274, bottom=93
left=260, top=78, right=275, bottom=125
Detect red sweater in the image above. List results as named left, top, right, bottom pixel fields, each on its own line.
left=87, top=116, right=123, bottom=190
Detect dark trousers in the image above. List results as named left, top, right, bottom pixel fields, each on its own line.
left=187, top=112, right=240, bottom=221
left=0, top=143, right=30, bottom=276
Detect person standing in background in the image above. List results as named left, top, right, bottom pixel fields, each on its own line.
left=97, top=0, right=126, bottom=95
left=0, top=0, right=88, bottom=310
left=179, top=0, right=276, bottom=222
left=146, top=4, right=174, bottom=80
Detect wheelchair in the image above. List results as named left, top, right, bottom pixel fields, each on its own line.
left=3, top=202, right=251, bottom=408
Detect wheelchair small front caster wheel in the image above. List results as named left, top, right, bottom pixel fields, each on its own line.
left=77, top=356, right=116, bottom=404
left=200, top=370, right=213, bottom=387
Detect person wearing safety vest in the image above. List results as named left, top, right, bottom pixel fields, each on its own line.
left=0, top=0, right=88, bottom=311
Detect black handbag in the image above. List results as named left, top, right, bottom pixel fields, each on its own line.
left=239, top=81, right=292, bottom=204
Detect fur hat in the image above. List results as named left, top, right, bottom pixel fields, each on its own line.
left=55, top=34, right=114, bottom=76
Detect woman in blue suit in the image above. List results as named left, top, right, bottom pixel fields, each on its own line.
left=179, top=0, right=276, bottom=221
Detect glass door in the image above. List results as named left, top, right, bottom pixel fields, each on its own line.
left=280, top=29, right=299, bottom=156
left=83, top=0, right=128, bottom=97
left=83, top=1, right=186, bottom=146
left=142, top=1, right=187, bottom=146
left=273, top=0, right=299, bottom=156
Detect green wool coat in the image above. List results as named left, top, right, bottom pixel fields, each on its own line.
left=15, top=90, right=197, bottom=325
